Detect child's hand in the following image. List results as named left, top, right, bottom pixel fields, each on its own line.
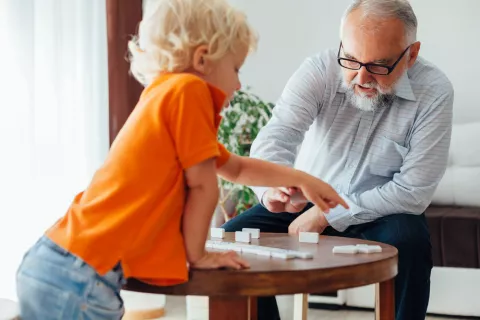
left=190, top=251, right=250, bottom=270
left=297, top=174, right=349, bottom=213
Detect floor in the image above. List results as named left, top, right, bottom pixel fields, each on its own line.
left=160, top=295, right=467, bottom=320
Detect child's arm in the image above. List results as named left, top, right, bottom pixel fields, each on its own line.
left=217, top=154, right=348, bottom=213
left=182, top=157, right=249, bottom=269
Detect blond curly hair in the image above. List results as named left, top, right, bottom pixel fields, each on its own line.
left=128, top=0, right=258, bottom=86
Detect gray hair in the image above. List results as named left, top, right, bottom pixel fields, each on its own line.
left=340, top=0, right=418, bottom=45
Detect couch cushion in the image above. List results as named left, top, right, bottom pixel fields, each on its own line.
left=425, top=206, right=480, bottom=268
left=431, top=122, right=480, bottom=206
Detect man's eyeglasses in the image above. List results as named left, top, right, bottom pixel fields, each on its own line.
left=337, top=42, right=412, bottom=75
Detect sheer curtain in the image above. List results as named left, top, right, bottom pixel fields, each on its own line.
left=0, top=0, right=109, bottom=300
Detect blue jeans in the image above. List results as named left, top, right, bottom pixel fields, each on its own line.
left=16, top=236, right=126, bottom=320
left=222, top=203, right=433, bottom=320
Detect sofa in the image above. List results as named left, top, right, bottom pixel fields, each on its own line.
left=427, top=121, right=480, bottom=270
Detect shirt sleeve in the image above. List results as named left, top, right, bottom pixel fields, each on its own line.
left=168, top=79, right=223, bottom=169
left=250, top=57, right=326, bottom=203
left=216, top=142, right=231, bottom=168
left=325, top=87, right=454, bottom=232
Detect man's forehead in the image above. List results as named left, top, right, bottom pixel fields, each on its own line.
left=341, top=11, right=406, bottom=60
left=341, top=23, right=406, bottom=63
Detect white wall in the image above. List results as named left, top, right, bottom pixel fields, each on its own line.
left=230, top=0, right=480, bottom=124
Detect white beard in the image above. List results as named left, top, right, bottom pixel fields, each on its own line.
left=341, top=72, right=404, bottom=112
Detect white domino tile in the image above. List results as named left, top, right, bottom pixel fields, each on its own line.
left=242, top=228, right=260, bottom=239
left=332, top=244, right=383, bottom=254
left=271, top=251, right=296, bottom=259
left=241, top=246, right=258, bottom=254
left=332, top=245, right=359, bottom=254
left=210, top=228, right=225, bottom=239
left=255, top=249, right=272, bottom=257
left=356, top=244, right=382, bottom=253
left=288, top=250, right=313, bottom=259
left=235, top=231, right=251, bottom=243
left=299, top=231, right=319, bottom=243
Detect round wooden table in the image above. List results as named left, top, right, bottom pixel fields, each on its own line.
left=124, top=233, right=398, bottom=320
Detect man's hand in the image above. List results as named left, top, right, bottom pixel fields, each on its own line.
left=288, top=206, right=329, bottom=235
left=262, top=187, right=308, bottom=213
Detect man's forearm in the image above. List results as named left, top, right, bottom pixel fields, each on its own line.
left=325, top=181, right=439, bottom=232
left=182, top=186, right=219, bottom=264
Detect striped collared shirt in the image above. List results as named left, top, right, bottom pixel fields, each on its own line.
left=250, top=48, right=454, bottom=231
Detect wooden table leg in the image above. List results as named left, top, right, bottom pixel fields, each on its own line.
left=293, top=294, right=308, bottom=320
left=249, top=297, right=257, bottom=320
left=375, top=278, right=395, bottom=320
left=209, top=296, right=257, bottom=320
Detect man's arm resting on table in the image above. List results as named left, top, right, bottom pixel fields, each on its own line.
left=325, top=89, right=454, bottom=232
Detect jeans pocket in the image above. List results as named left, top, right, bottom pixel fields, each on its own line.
left=84, top=277, right=124, bottom=320
left=16, top=271, right=72, bottom=320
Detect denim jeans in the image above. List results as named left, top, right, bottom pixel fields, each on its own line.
left=16, top=236, right=126, bottom=320
left=222, top=203, right=433, bottom=320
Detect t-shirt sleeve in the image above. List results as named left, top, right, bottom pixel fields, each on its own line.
left=216, top=142, right=231, bottom=168
left=168, top=79, right=223, bottom=169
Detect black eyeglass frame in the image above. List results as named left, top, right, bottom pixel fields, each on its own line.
left=337, top=42, right=412, bottom=75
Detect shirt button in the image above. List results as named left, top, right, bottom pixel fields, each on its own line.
left=81, top=304, right=87, bottom=311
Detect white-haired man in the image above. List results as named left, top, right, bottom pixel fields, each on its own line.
left=223, top=0, right=454, bottom=319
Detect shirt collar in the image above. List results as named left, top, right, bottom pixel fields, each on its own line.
left=206, top=82, right=228, bottom=115
left=394, top=72, right=416, bottom=101
left=148, top=72, right=228, bottom=115
left=336, top=69, right=416, bottom=101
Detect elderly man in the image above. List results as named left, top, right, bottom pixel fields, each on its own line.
left=222, top=0, right=454, bottom=319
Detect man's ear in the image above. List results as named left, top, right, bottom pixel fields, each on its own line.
left=192, top=45, right=210, bottom=75
left=407, top=41, right=421, bottom=68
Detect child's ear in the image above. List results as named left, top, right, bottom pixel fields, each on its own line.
left=192, top=45, right=210, bottom=75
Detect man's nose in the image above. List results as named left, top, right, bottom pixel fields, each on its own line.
left=356, top=66, right=373, bottom=85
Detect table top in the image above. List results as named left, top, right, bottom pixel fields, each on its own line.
left=125, top=233, right=398, bottom=297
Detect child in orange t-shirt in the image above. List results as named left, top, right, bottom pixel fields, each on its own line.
left=15, top=0, right=348, bottom=318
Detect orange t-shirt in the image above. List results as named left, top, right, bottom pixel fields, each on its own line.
left=46, top=73, right=230, bottom=285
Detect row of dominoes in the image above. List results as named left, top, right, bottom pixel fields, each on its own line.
left=211, top=228, right=320, bottom=244
left=206, top=240, right=313, bottom=259
left=332, top=244, right=383, bottom=254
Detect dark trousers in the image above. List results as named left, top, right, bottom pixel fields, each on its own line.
left=222, top=203, right=433, bottom=320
